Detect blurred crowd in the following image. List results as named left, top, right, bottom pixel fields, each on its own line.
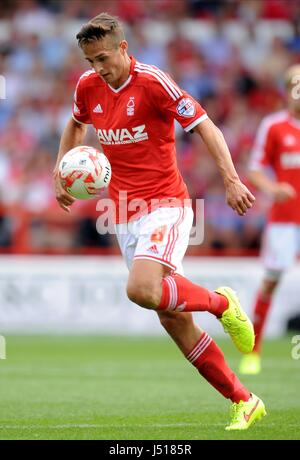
left=0, top=0, right=299, bottom=253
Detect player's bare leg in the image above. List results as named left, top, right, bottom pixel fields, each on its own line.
left=157, top=310, right=202, bottom=355
left=126, top=258, right=166, bottom=310
left=127, top=259, right=266, bottom=429
left=127, top=259, right=203, bottom=352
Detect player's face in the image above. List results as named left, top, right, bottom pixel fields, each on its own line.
left=82, top=37, right=129, bottom=88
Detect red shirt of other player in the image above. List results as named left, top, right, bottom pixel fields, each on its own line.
left=250, top=109, right=300, bottom=224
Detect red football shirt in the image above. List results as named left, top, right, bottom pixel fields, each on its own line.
left=250, top=110, right=300, bottom=223
left=72, top=57, right=207, bottom=223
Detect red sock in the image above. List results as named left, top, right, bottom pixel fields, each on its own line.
left=186, top=332, right=251, bottom=403
left=158, top=273, right=228, bottom=317
left=253, top=292, right=272, bottom=353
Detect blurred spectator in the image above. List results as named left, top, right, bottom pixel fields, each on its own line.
left=200, top=17, right=235, bottom=70
left=239, top=22, right=271, bottom=73
left=131, top=23, right=168, bottom=69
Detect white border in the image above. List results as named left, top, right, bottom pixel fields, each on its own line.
left=108, top=75, right=133, bottom=93
left=184, top=113, right=208, bottom=132
left=72, top=114, right=90, bottom=125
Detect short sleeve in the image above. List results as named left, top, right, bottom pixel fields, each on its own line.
left=145, top=67, right=208, bottom=132
left=249, top=118, right=275, bottom=171
left=72, top=73, right=92, bottom=125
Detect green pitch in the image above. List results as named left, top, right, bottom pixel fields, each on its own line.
left=0, top=334, right=299, bottom=440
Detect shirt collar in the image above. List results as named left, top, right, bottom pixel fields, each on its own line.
left=129, top=55, right=137, bottom=75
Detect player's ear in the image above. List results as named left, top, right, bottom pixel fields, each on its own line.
left=119, top=40, right=128, bottom=54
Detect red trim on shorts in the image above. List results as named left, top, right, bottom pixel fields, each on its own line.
left=166, top=207, right=185, bottom=263
left=133, top=255, right=176, bottom=270
left=163, top=208, right=184, bottom=263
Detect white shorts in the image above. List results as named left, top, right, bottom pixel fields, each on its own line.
left=261, top=223, right=300, bottom=274
left=115, top=207, right=194, bottom=274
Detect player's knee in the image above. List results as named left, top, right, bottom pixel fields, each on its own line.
left=158, top=310, right=193, bottom=334
left=126, top=279, right=161, bottom=309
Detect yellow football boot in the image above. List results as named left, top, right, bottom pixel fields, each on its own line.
left=225, top=393, right=266, bottom=431
left=239, top=352, right=261, bottom=375
left=216, top=287, right=254, bottom=354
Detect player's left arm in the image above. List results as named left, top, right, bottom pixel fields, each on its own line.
left=193, top=117, right=255, bottom=216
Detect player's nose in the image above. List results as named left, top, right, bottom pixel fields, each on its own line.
left=93, top=63, right=104, bottom=74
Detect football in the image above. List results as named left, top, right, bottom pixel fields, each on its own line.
left=59, top=146, right=111, bottom=199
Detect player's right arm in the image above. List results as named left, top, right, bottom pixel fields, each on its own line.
left=194, top=118, right=255, bottom=216
left=54, top=71, right=91, bottom=212
left=53, top=117, right=88, bottom=213
left=248, top=170, right=296, bottom=203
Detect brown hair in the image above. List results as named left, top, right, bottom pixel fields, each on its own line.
left=76, top=13, right=125, bottom=48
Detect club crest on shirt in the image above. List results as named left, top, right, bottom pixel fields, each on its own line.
left=176, top=98, right=195, bottom=117
left=127, top=97, right=135, bottom=116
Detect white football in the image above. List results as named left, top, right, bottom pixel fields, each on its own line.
left=59, top=146, right=111, bottom=199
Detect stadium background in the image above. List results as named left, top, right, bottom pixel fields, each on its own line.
left=0, top=0, right=300, bottom=441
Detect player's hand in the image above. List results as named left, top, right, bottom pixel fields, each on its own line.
left=273, top=182, right=297, bottom=203
left=225, top=180, right=256, bottom=216
left=53, top=171, right=75, bottom=213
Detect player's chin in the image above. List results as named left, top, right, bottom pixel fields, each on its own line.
left=101, top=73, right=111, bottom=81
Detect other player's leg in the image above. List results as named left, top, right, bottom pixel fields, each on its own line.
left=240, top=223, right=298, bottom=374
left=239, top=275, right=279, bottom=375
